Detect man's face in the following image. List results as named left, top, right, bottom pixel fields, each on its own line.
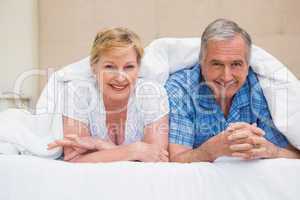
left=201, top=35, right=249, bottom=101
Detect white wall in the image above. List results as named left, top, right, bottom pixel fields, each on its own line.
left=0, top=0, right=39, bottom=107
left=39, top=0, right=300, bottom=80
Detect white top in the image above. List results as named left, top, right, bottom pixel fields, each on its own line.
left=63, top=78, right=169, bottom=145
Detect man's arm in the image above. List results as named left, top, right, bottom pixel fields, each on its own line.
left=170, top=123, right=265, bottom=163
left=169, top=143, right=216, bottom=163
left=277, top=145, right=300, bottom=159
left=169, top=131, right=230, bottom=163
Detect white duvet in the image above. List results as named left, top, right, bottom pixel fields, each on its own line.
left=0, top=155, right=299, bottom=200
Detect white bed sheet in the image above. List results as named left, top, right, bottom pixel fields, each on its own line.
left=0, top=155, right=299, bottom=200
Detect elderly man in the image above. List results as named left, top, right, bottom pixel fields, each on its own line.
left=165, top=18, right=300, bottom=162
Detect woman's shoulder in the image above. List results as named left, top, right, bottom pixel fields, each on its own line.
left=133, top=78, right=169, bottom=126
left=64, top=78, right=100, bottom=112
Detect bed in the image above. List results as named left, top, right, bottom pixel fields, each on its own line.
left=0, top=155, right=299, bottom=200
left=1, top=37, right=300, bottom=200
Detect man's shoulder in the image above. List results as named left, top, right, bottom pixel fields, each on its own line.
left=165, top=64, right=200, bottom=91
left=247, top=67, right=259, bottom=83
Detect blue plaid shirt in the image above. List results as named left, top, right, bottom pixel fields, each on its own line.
left=165, top=64, right=289, bottom=149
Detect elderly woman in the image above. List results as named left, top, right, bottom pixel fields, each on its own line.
left=48, top=27, right=169, bottom=162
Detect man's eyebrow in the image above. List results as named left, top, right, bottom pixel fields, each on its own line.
left=209, top=59, right=223, bottom=63
left=232, top=60, right=244, bottom=63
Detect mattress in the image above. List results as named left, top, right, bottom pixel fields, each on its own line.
left=0, top=155, right=299, bottom=200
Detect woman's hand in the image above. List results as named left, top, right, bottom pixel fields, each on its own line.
left=47, top=135, right=117, bottom=160
left=132, top=142, right=169, bottom=162
left=48, top=135, right=117, bottom=150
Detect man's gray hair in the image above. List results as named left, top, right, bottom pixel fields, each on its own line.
left=199, top=18, right=252, bottom=64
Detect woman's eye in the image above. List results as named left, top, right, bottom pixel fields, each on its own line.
left=104, top=65, right=114, bottom=70
left=124, top=65, right=135, bottom=70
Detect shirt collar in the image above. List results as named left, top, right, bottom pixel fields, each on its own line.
left=230, top=79, right=250, bottom=110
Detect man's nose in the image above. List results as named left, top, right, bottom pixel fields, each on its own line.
left=222, top=66, right=234, bottom=82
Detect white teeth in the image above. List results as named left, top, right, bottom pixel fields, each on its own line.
left=216, top=81, right=236, bottom=88
left=111, top=84, right=127, bottom=90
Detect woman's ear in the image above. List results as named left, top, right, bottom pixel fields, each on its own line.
left=91, top=63, right=96, bottom=74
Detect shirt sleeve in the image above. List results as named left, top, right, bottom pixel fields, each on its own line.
left=258, top=112, right=289, bottom=148
left=136, top=80, right=169, bottom=127
left=165, top=78, right=195, bottom=148
left=62, top=80, right=95, bottom=125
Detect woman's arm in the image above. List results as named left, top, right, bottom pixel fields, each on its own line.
left=68, top=115, right=169, bottom=163
left=69, top=143, right=139, bottom=163
left=143, top=115, right=169, bottom=151
left=62, top=116, right=91, bottom=160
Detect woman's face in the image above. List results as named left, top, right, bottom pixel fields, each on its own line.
left=92, top=47, right=139, bottom=102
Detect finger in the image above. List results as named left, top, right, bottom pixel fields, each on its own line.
left=65, top=135, right=95, bottom=150
left=55, top=139, right=80, bottom=148
left=64, top=150, right=80, bottom=161
left=250, top=125, right=265, bottom=136
left=229, top=122, right=265, bottom=137
left=56, top=139, right=84, bottom=149
left=65, top=134, right=79, bottom=140
left=250, top=136, right=266, bottom=146
left=231, top=152, right=247, bottom=158
left=249, top=147, right=267, bottom=159
left=47, top=142, right=60, bottom=150
left=75, top=138, right=96, bottom=150
left=226, top=125, right=236, bottom=132
left=230, top=143, right=254, bottom=151
left=160, top=156, right=169, bottom=162
left=65, top=135, right=81, bottom=144
left=159, top=154, right=169, bottom=162
left=228, top=122, right=250, bottom=130
left=232, top=152, right=254, bottom=160
left=240, top=148, right=266, bottom=160
left=161, top=149, right=169, bottom=157
left=228, top=131, right=250, bottom=141
left=73, top=146, right=88, bottom=154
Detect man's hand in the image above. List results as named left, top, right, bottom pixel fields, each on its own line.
left=228, top=122, right=279, bottom=159
left=200, top=122, right=266, bottom=161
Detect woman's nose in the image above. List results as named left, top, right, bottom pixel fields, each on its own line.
left=115, top=71, right=127, bottom=82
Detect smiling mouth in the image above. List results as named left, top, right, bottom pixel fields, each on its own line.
left=109, top=84, right=129, bottom=91
left=214, top=80, right=237, bottom=88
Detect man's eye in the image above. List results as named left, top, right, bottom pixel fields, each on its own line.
left=212, top=63, right=222, bottom=67
left=231, top=62, right=242, bottom=67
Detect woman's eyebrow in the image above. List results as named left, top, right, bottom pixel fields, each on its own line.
left=102, top=61, right=115, bottom=65
left=125, top=61, right=137, bottom=65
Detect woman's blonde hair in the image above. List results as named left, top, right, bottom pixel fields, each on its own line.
left=90, top=27, right=144, bottom=65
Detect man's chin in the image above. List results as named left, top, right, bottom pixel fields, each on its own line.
left=214, top=90, right=238, bottom=101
